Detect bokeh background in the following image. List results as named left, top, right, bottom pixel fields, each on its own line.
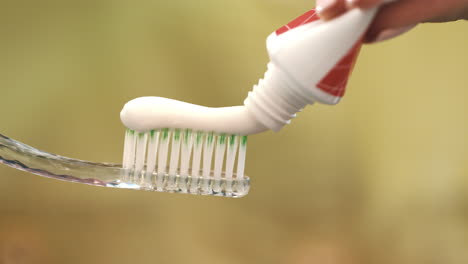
left=1, top=0, right=468, bottom=263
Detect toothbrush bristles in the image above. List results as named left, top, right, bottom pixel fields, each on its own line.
left=121, top=128, right=249, bottom=197
left=144, top=130, right=159, bottom=186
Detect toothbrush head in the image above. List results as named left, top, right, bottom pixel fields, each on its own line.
left=121, top=128, right=249, bottom=198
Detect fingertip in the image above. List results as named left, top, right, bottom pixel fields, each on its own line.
left=345, top=0, right=357, bottom=9
left=346, top=0, right=384, bottom=9
left=365, top=24, right=417, bottom=43
left=316, top=0, right=337, bottom=11
left=316, top=0, right=348, bottom=20
left=316, top=0, right=336, bottom=20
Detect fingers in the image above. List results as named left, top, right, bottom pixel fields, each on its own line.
left=365, top=0, right=468, bottom=42
left=366, top=24, right=417, bottom=43
left=317, top=0, right=382, bottom=20
left=317, top=0, right=468, bottom=43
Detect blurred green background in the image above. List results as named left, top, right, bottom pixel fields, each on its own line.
left=1, top=0, right=468, bottom=263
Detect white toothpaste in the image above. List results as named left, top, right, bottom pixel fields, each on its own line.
left=121, top=8, right=377, bottom=135
left=120, top=97, right=267, bottom=135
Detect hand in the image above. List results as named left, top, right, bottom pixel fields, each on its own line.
left=316, top=0, right=468, bottom=43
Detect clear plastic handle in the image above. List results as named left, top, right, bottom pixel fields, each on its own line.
left=0, top=134, right=250, bottom=198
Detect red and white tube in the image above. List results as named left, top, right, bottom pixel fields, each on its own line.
left=244, top=7, right=377, bottom=132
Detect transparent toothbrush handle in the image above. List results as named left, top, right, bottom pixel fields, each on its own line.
left=0, top=134, right=250, bottom=198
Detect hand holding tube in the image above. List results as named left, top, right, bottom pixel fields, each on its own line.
left=316, top=0, right=468, bottom=42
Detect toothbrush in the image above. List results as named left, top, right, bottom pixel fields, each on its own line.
left=120, top=7, right=379, bottom=197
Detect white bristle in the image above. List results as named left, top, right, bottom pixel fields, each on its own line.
left=144, top=130, right=159, bottom=185
left=202, top=132, right=215, bottom=179
left=168, top=129, right=182, bottom=176
left=123, top=130, right=137, bottom=170
left=190, top=132, right=203, bottom=192
left=157, top=129, right=171, bottom=175
left=213, top=135, right=227, bottom=180
left=122, top=130, right=130, bottom=168
left=134, top=132, right=148, bottom=182
left=191, top=132, right=203, bottom=179
left=180, top=130, right=194, bottom=177
left=236, top=136, right=247, bottom=180
left=225, top=135, right=239, bottom=180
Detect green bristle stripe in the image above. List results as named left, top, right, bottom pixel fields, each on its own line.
left=229, top=135, right=236, bottom=145
left=184, top=129, right=192, bottom=144
left=133, top=129, right=246, bottom=147
left=207, top=132, right=214, bottom=144
left=241, top=135, right=248, bottom=146
left=162, top=128, right=169, bottom=140
left=174, top=129, right=181, bottom=140
left=219, top=134, right=226, bottom=144
left=196, top=131, right=203, bottom=145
